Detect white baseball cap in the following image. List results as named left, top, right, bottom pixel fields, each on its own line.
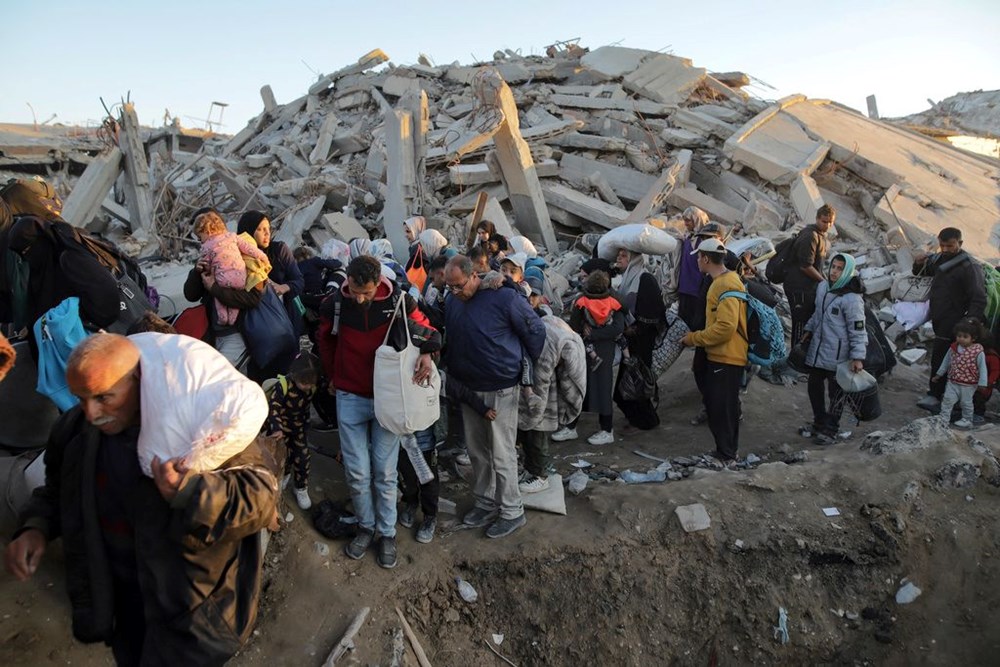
left=691, top=238, right=727, bottom=255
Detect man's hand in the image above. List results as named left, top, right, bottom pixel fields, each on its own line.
left=850, top=360, right=864, bottom=373
left=202, top=271, right=216, bottom=290
left=681, top=333, right=694, bottom=347
left=913, top=251, right=928, bottom=263
left=151, top=456, right=189, bottom=502
left=4, top=529, right=46, bottom=581
left=931, top=375, right=941, bottom=383
left=412, top=353, right=433, bottom=385
left=272, top=282, right=290, bottom=296
left=479, top=271, right=504, bottom=291
left=484, top=408, right=497, bottom=421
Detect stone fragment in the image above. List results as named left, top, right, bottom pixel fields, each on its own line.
left=899, top=348, right=927, bottom=365
left=675, top=503, right=711, bottom=533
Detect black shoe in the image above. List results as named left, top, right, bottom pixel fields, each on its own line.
left=344, top=529, right=373, bottom=560
left=415, top=516, right=437, bottom=544
left=463, top=507, right=498, bottom=528
left=398, top=504, right=417, bottom=529
left=485, top=514, right=526, bottom=539
left=377, top=536, right=397, bottom=569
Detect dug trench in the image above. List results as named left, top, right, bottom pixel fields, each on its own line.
left=2, top=362, right=999, bottom=665
left=236, top=361, right=1000, bottom=666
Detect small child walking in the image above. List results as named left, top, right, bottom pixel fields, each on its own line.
left=266, top=353, right=321, bottom=509
left=195, top=210, right=271, bottom=325
left=933, top=319, right=988, bottom=429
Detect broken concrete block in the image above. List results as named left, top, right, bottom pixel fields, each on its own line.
left=671, top=108, right=737, bottom=139
left=884, top=322, right=906, bottom=341
left=382, top=74, right=423, bottom=98
left=542, top=183, right=629, bottom=230
left=559, top=154, right=657, bottom=203
left=741, top=196, right=783, bottom=233
left=581, top=46, right=652, bottom=78
left=877, top=306, right=897, bottom=323
left=660, top=127, right=704, bottom=148
left=245, top=153, right=275, bottom=169
left=273, top=195, right=326, bottom=247
left=260, top=85, right=277, bottom=113
left=675, top=503, right=711, bottom=533
left=690, top=104, right=745, bottom=124
left=899, top=348, right=927, bottom=365
left=863, top=273, right=894, bottom=294
left=667, top=186, right=743, bottom=226
left=61, top=147, right=123, bottom=228
left=723, top=96, right=830, bottom=185
left=623, top=54, right=707, bottom=105
left=321, top=212, right=368, bottom=242
left=790, top=174, right=825, bottom=224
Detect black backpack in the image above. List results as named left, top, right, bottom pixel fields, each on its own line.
left=863, top=307, right=897, bottom=378
left=764, top=237, right=796, bottom=284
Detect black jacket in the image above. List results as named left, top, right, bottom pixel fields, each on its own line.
left=16, top=409, right=279, bottom=665
left=913, top=250, right=987, bottom=336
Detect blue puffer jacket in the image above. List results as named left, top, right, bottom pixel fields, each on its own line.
left=444, top=285, right=546, bottom=391
left=803, top=278, right=867, bottom=371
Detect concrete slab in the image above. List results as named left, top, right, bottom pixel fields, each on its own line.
left=667, top=186, right=743, bottom=226
left=723, top=95, right=830, bottom=185
left=541, top=183, right=629, bottom=230
left=790, top=174, right=825, bottom=225
left=672, top=108, right=737, bottom=139
left=783, top=98, right=1000, bottom=262
left=321, top=212, right=367, bottom=242
left=623, top=54, right=706, bottom=105
left=660, top=127, right=704, bottom=148
left=581, top=46, right=653, bottom=78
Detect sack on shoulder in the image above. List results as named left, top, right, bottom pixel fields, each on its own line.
left=374, top=294, right=440, bottom=435
left=243, top=285, right=298, bottom=371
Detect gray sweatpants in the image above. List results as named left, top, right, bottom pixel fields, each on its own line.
left=462, top=386, right=524, bottom=520
left=940, top=381, right=976, bottom=423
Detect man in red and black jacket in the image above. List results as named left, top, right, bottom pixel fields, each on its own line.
left=316, top=256, right=440, bottom=569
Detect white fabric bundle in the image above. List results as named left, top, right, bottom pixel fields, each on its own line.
left=597, top=223, right=677, bottom=260
left=130, top=332, right=269, bottom=477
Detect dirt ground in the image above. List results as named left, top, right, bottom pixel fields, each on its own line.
left=2, top=356, right=999, bottom=666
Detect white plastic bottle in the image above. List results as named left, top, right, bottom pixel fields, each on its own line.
left=455, top=577, right=478, bottom=603
left=401, top=433, right=434, bottom=484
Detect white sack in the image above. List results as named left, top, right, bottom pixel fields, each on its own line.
left=130, top=332, right=269, bottom=477
left=892, top=301, right=930, bottom=331
left=597, top=224, right=677, bottom=260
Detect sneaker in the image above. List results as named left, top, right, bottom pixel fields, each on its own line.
left=310, top=420, right=338, bottom=433
left=551, top=427, right=578, bottom=442
left=953, top=418, right=973, bottom=429
left=797, top=425, right=814, bottom=438
left=690, top=408, right=708, bottom=426
left=377, top=536, right=397, bottom=569
left=973, top=415, right=986, bottom=426
left=463, top=507, right=498, bottom=528
left=587, top=430, right=615, bottom=446
left=398, top=504, right=417, bottom=529
left=294, top=486, right=312, bottom=510
left=344, top=529, right=374, bottom=560
left=916, top=395, right=941, bottom=412
left=813, top=433, right=837, bottom=446
left=281, top=474, right=291, bottom=491
left=486, top=514, right=526, bottom=539
left=518, top=474, right=550, bottom=494
left=455, top=452, right=472, bottom=466
left=415, top=516, right=437, bottom=544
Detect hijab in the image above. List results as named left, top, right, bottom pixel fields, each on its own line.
left=616, top=250, right=646, bottom=298
left=829, top=252, right=857, bottom=292
left=236, top=210, right=267, bottom=239
left=370, top=238, right=394, bottom=261
left=404, top=216, right=427, bottom=242
left=418, top=229, right=449, bottom=259
left=508, top=235, right=538, bottom=258
left=348, top=237, right=373, bottom=260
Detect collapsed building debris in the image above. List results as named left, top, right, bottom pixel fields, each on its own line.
left=2, top=43, right=999, bottom=365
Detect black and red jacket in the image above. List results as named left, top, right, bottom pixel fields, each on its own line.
left=317, top=277, right=441, bottom=397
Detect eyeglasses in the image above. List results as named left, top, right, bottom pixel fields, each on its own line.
left=446, top=276, right=470, bottom=293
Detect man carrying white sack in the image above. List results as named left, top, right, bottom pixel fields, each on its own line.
left=4, top=332, right=279, bottom=666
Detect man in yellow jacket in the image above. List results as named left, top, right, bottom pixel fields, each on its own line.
left=682, top=239, right=748, bottom=464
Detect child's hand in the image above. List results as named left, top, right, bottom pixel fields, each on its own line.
left=931, top=375, right=941, bottom=383
left=484, top=408, right=497, bottom=421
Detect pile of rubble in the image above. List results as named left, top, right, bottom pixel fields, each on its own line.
left=3, top=42, right=999, bottom=361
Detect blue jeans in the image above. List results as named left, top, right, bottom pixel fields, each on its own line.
left=336, top=391, right=400, bottom=537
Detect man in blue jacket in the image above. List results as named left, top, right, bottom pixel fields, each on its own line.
left=443, top=255, right=545, bottom=538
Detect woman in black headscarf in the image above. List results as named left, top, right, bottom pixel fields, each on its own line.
left=237, top=210, right=305, bottom=334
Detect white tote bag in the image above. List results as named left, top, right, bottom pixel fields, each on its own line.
left=374, top=295, right=440, bottom=435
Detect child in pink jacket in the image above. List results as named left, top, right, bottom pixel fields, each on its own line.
left=195, top=211, right=271, bottom=325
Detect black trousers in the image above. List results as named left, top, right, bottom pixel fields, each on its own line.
left=677, top=293, right=702, bottom=330
left=699, top=360, right=743, bottom=461
left=312, top=374, right=338, bottom=426
left=568, top=413, right=613, bottom=432
left=110, top=578, right=146, bottom=666
left=517, top=429, right=552, bottom=478
left=928, top=336, right=953, bottom=399
left=787, top=289, right=816, bottom=347
left=399, top=449, right=439, bottom=518
left=807, top=367, right=845, bottom=435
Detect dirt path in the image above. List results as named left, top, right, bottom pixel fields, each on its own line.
left=3, top=358, right=999, bottom=665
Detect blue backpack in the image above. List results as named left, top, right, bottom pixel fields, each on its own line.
left=34, top=297, right=89, bottom=411
left=720, top=289, right=787, bottom=367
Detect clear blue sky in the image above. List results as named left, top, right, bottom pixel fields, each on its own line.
left=3, top=0, right=998, bottom=131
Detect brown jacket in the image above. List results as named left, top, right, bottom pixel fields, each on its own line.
left=16, top=408, right=279, bottom=665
